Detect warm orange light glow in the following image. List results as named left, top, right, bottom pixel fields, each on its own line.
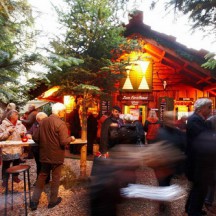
left=119, top=51, right=151, bottom=62
left=64, top=95, right=75, bottom=113
left=122, top=59, right=150, bottom=90
left=118, top=50, right=153, bottom=92
left=42, top=86, right=60, bottom=98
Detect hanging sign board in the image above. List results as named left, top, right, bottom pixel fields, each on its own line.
left=119, top=94, right=154, bottom=101
left=101, top=101, right=111, bottom=115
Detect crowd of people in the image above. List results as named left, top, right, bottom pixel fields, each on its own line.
left=0, top=102, right=75, bottom=211
left=0, top=98, right=216, bottom=216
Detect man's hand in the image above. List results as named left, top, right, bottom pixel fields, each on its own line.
left=71, top=136, right=76, bottom=142
left=110, top=123, right=118, bottom=127
left=7, top=127, right=15, bottom=135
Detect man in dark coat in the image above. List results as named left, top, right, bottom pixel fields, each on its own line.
left=68, top=105, right=81, bottom=154
left=99, top=105, right=122, bottom=155
left=21, top=104, right=38, bottom=159
left=90, top=105, right=123, bottom=216
left=185, top=98, right=213, bottom=216
left=21, top=104, right=38, bottom=130
left=30, top=103, right=75, bottom=211
left=26, top=112, right=50, bottom=185
left=87, top=112, right=98, bottom=155
left=204, top=114, right=216, bottom=213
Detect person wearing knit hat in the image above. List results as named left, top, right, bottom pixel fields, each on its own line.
left=98, top=105, right=122, bottom=157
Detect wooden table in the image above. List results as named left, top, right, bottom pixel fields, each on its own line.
left=70, top=139, right=87, bottom=177
left=0, top=139, right=36, bottom=147
left=0, top=139, right=88, bottom=177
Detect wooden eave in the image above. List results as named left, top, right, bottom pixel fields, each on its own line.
left=124, top=14, right=216, bottom=95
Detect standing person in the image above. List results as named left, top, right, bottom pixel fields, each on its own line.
left=96, top=111, right=110, bottom=144
left=99, top=105, right=122, bottom=156
left=21, top=104, right=38, bottom=130
left=203, top=114, right=216, bottom=213
left=87, top=111, right=98, bottom=155
left=185, top=98, right=213, bottom=216
left=68, top=105, right=81, bottom=154
left=0, top=110, right=27, bottom=187
left=144, top=109, right=161, bottom=144
left=30, top=103, right=75, bottom=211
left=21, top=104, right=38, bottom=159
left=26, top=112, right=50, bottom=185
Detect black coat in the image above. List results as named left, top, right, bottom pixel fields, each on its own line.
left=156, top=125, right=186, bottom=153
left=190, top=131, right=216, bottom=184
left=118, top=123, right=137, bottom=144
left=155, top=125, right=186, bottom=177
left=118, top=121, right=145, bottom=145
left=99, top=116, right=122, bottom=154
left=185, top=112, right=210, bottom=181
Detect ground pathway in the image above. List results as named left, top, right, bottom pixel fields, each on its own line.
left=0, top=151, right=214, bottom=216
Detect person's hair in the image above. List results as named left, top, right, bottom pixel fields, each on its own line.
left=148, top=110, right=157, bottom=118
left=36, top=112, right=48, bottom=122
left=121, top=114, right=134, bottom=123
left=7, top=110, right=18, bottom=120
left=52, top=103, right=66, bottom=115
left=6, top=103, right=16, bottom=111
left=194, top=98, right=212, bottom=112
left=28, top=104, right=36, bottom=110
left=112, top=105, right=121, bottom=113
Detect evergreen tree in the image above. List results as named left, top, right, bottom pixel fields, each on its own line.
left=0, top=0, right=37, bottom=105
left=45, top=0, right=128, bottom=96
left=150, top=0, right=216, bottom=69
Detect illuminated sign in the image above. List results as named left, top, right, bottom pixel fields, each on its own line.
left=119, top=94, right=154, bottom=101
left=119, top=52, right=153, bottom=92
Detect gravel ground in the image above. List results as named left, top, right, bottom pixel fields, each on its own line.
left=0, top=157, right=211, bottom=216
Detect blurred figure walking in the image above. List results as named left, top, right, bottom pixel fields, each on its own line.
left=154, top=111, right=186, bottom=215
left=175, top=115, right=187, bottom=132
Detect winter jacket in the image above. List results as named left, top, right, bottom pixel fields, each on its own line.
left=0, top=119, right=27, bottom=160
left=21, top=109, right=38, bottom=130
left=118, top=123, right=137, bottom=144
left=185, top=112, right=210, bottom=181
left=97, top=115, right=108, bottom=138
left=33, top=114, right=72, bottom=164
left=144, top=117, right=160, bottom=141
left=99, top=116, right=122, bottom=154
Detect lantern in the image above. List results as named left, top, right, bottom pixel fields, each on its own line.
left=64, top=95, right=75, bottom=113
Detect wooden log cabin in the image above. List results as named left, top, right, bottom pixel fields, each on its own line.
left=36, top=10, right=215, bottom=123
left=107, top=10, right=216, bottom=123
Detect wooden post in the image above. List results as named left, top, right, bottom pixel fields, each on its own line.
left=80, top=143, right=87, bottom=177
left=70, top=139, right=87, bottom=177
left=80, top=90, right=88, bottom=177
